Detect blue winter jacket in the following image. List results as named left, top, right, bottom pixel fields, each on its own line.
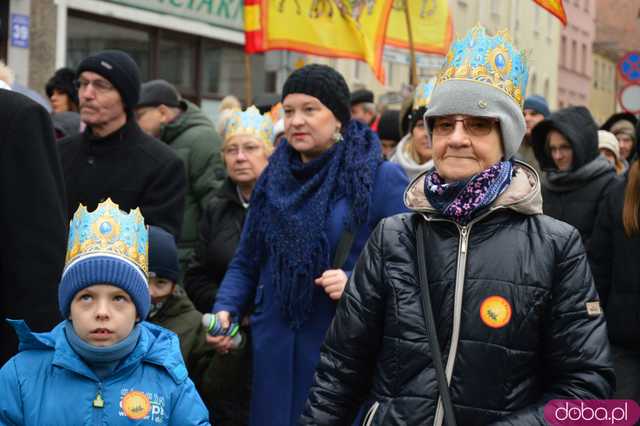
left=0, top=320, right=210, bottom=426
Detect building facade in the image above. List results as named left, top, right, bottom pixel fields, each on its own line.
left=2, top=0, right=277, bottom=121
left=589, top=51, right=617, bottom=125
left=557, top=0, right=595, bottom=108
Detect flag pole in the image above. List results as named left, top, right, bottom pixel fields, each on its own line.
left=403, top=0, right=418, bottom=86
left=244, top=53, right=253, bottom=106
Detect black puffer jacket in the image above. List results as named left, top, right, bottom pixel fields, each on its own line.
left=532, top=106, right=615, bottom=249
left=590, top=174, right=640, bottom=348
left=184, top=177, right=246, bottom=313
left=301, top=163, right=614, bottom=426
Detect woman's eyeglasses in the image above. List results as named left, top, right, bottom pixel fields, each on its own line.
left=431, top=116, right=499, bottom=137
left=223, top=143, right=262, bottom=157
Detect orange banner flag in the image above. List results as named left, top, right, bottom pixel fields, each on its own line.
left=533, top=0, right=567, bottom=26
left=244, top=0, right=393, bottom=82
left=385, top=0, right=453, bottom=55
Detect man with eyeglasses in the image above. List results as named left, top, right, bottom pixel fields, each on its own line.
left=57, top=50, right=187, bottom=240
left=134, top=79, right=224, bottom=278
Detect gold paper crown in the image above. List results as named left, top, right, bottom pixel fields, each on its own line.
left=413, top=77, right=436, bottom=109
left=437, top=25, right=529, bottom=107
left=65, top=199, right=148, bottom=275
left=224, top=105, right=275, bottom=144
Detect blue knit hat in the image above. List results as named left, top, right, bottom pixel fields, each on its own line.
left=59, top=199, right=150, bottom=319
left=148, top=226, right=179, bottom=283
left=523, top=95, right=550, bottom=118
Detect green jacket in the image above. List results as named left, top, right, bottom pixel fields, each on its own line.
left=149, top=288, right=251, bottom=425
left=160, top=101, right=225, bottom=271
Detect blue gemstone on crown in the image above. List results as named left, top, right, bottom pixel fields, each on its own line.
left=495, top=53, right=505, bottom=69
left=99, top=221, right=112, bottom=235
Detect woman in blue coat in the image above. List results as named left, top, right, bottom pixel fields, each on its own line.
left=209, top=64, right=408, bottom=426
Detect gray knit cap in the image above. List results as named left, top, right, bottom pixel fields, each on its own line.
left=424, top=80, right=526, bottom=160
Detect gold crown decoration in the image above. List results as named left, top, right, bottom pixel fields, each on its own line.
left=65, top=199, right=148, bottom=276
left=224, top=105, right=275, bottom=144
left=413, top=77, right=437, bottom=109
left=437, top=25, right=529, bottom=107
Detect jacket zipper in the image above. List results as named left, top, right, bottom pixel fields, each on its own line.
left=92, top=382, right=104, bottom=426
left=362, top=401, right=380, bottom=426
left=422, top=209, right=501, bottom=426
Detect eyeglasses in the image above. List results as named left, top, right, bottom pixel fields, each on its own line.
left=223, top=143, right=262, bottom=157
left=74, top=78, right=115, bottom=93
left=431, top=116, right=499, bottom=137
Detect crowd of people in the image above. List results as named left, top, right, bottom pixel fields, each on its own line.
left=0, top=23, right=638, bottom=426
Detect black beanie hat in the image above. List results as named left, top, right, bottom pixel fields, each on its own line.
left=281, top=64, right=350, bottom=126
left=76, top=50, right=141, bottom=111
left=148, top=226, right=179, bottom=284
left=46, top=67, right=79, bottom=108
left=377, top=109, right=401, bottom=142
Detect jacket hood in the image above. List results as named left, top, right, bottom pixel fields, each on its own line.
left=389, top=134, right=435, bottom=181
left=8, top=319, right=188, bottom=384
left=161, top=100, right=215, bottom=143
left=543, top=155, right=614, bottom=192
left=404, top=161, right=542, bottom=218
left=532, top=106, right=599, bottom=171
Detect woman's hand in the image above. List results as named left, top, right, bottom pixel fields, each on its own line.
left=204, top=311, right=235, bottom=354
left=315, top=269, right=348, bottom=301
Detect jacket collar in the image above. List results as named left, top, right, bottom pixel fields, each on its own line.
left=7, top=319, right=188, bottom=384
left=404, top=160, right=543, bottom=218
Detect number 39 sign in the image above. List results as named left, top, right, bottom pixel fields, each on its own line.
left=10, top=14, right=30, bottom=49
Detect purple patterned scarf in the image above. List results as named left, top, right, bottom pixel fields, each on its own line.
left=424, top=161, right=514, bottom=224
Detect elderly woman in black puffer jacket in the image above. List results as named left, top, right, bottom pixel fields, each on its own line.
left=300, top=26, right=614, bottom=426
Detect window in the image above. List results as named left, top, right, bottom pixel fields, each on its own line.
left=560, top=36, right=567, bottom=67
left=581, top=43, right=587, bottom=74
left=544, top=79, right=550, bottom=99
left=67, top=14, right=151, bottom=80
left=584, top=0, right=590, bottom=12
left=67, top=10, right=271, bottom=111
left=593, top=58, right=599, bottom=88
left=530, top=73, right=537, bottom=96
left=571, top=40, right=577, bottom=71
left=159, top=32, right=197, bottom=94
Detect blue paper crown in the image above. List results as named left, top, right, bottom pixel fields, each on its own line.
left=437, top=25, right=528, bottom=107
left=413, top=77, right=436, bottom=109
left=224, top=105, right=274, bottom=144
left=65, top=199, right=148, bottom=276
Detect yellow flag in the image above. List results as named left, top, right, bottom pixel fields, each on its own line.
left=385, top=0, right=452, bottom=55
left=245, top=0, right=393, bottom=82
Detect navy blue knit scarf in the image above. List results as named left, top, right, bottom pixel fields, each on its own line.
left=424, top=160, right=514, bottom=225
left=244, top=120, right=382, bottom=328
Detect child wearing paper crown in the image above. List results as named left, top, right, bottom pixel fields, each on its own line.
left=0, top=200, right=210, bottom=426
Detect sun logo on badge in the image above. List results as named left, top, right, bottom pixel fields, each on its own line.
left=480, top=296, right=512, bottom=329
left=122, top=390, right=151, bottom=420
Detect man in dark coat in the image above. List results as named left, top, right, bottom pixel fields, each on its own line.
left=58, top=50, right=186, bottom=238
left=0, top=89, right=68, bottom=364
left=532, top=106, right=616, bottom=250
left=135, top=79, right=224, bottom=275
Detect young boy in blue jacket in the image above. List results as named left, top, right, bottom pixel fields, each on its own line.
left=0, top=199, right=210, bottom=425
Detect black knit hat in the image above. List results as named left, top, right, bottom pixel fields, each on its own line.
left=46, top=68, right=78, bottom=108
left=350, top=89, right=374, bottom=106
left=76, top=50, right=141, bottom=111
left=137, top=79, right=181, bottom=108
left=148, top=226, right=179, bottom=284
left=281, top=64, right=350, bottom=125
left=377, top=109, right=401, bottom=142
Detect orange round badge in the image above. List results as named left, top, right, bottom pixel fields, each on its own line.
left=122, top=391, right=151, bottom=420
left=480, top=296, right=512, bottom=329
